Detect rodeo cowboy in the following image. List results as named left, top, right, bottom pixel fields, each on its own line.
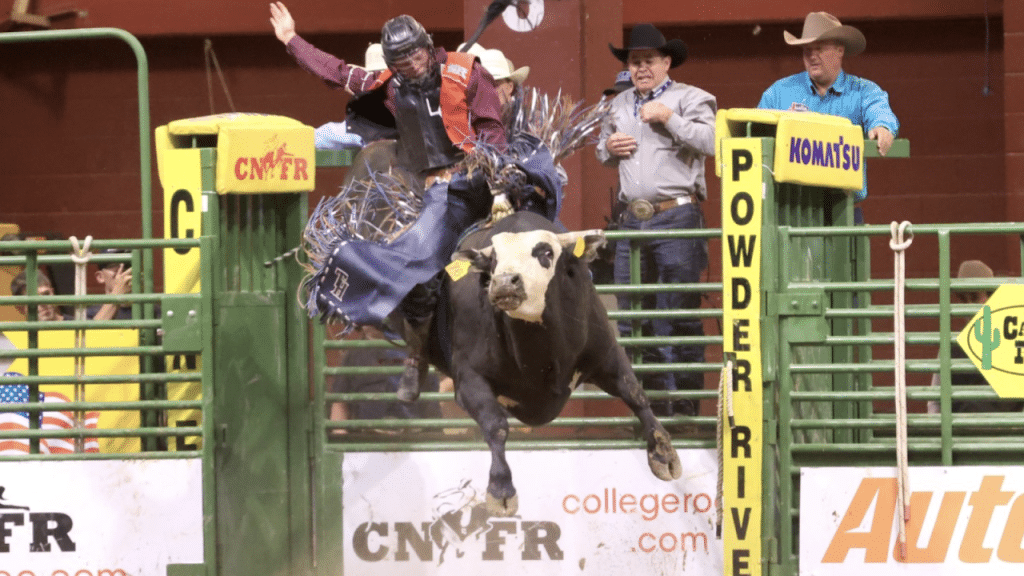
left=271, top=4, right=564, bottom=402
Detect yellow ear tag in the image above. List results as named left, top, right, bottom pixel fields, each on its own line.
left=573, top=237, right=585, bottom=258
left=446, top=259, right=471, bottom=282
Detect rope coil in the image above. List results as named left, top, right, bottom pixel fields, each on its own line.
left=889, top=221, right=913, bottom=559
left=716, top=358, right=735, bottom=538
left=69, top=235, right=93, bottom=453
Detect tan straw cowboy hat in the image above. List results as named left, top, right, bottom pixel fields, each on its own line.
left=784, top=12, right=866, bottom=56
left=457, top=42, right=530, bottom=85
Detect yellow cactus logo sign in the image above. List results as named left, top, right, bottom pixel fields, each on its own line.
left=956, top=284, right=1024, bottom=398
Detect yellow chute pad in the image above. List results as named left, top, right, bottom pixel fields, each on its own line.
left=165, top=113, right=308, bottom=135
left=772, top=116, right=865, bottom=191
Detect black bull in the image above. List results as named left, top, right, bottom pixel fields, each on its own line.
left=439, top=212, right=680, bottom=516
left=344, top=142, right=682, bottom=517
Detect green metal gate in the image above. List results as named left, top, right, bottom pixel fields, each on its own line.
left=717, top=109, right=1024, bottom=575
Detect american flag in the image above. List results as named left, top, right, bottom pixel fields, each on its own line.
left=1, top=373, right=99, bottom=454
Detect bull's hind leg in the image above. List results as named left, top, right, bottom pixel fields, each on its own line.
left=593, top=346, right=682, bottom=481
left=454, top=371, right=519, bottom=517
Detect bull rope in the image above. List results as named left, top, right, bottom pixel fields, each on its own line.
left=890, top=221, right=914, bottom=559
left=69, top=235, right=92, bottom=454
left=716, top=358, right=734, bottom=537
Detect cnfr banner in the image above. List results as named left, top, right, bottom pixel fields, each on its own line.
left=721, top=136, right=764, bottom=576
left=0, top=459, right=202, bottom=575
left=801, top=467, right=1024, bottom=574
left=342, top=450, right=723, bottom=575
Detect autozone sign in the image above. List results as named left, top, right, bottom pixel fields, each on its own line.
left=801, top=467, right=1024, bottom=574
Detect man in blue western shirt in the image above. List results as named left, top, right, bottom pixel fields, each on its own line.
left=758, top=11, right=899, bottom=222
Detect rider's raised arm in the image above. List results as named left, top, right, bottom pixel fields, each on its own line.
left=271, top=2, right=382, bottom=94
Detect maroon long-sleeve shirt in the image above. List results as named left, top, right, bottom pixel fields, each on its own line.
left=286, top=35, right=507, bottom=150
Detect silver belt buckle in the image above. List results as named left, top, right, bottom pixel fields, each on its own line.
left=628, top=199, right=655, bottom=221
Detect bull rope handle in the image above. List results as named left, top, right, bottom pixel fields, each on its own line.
left=716, top=358, right=734, bottom=537
left=69, top=235, right=93, bottom=453
left=890, top=221, right=914, bottom=559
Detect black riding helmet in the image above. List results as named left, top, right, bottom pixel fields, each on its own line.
left=381, top=15, right=437, bottom=85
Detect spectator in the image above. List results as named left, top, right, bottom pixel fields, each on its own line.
left=456, top=43, right=529, bottom=112
left=314, top=43, right=387, bottom=151
left=757, top=11, right=899, bottom=224
left=10, top=268, right=67, bottom=322
left=603, top=70, right=633, bottom=97
left=596, top=24, right=715, bottom=417
left=928, top=260, right=1024, bottom=414
left=88, top=249, right=133, bottom=321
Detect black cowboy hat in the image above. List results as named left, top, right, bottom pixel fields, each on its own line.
left=609, top=23, right=687, bottom=68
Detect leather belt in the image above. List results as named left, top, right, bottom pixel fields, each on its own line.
left=626, top=195, right=696, bottom=221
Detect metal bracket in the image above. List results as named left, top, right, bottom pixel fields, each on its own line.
left=161, top=294, right=203, bottom=353
left=774, top=289, right=827, bottom=344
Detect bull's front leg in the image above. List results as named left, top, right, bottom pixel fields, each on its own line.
left=454, top=370, right=519, bottom=517
left=593, top=346, right=682, bottom=482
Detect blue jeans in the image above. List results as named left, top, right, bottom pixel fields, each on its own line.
left=614, top=203, right=707, bottom=416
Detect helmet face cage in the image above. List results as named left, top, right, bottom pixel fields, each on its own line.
left=381, top=15, right=433, bottom=71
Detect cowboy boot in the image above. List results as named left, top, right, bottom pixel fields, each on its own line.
left=397, top=315, right=432, bottom=402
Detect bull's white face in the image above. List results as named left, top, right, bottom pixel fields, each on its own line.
left=488, top=230, right=564, bottom=323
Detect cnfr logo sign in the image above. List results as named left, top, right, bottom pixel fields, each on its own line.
left=232, top=141, right=309, bottom=182
left=956, top=284, right=1024, bottom=398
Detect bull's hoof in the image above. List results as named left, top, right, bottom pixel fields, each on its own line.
left=397, top=362, right=423, bottom=403
left=486, top=492, right=519, bottom=517
left=648, top=429, right=683, bottom=481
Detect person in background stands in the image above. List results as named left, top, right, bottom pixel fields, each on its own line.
left=314, top=43, right=387, bottom=151
left=88, top=249, right=133, bottom=321
left=757, top=11, right=899, bottom=224
left=456, top=43, right=529, bottom=117
left=596, top=24, right=715, bottom=418
left=927, top=260, right=1024, bottom=415
left=9, top=268, right=67, bottom=322
left=603, top=69, right=633, bottom=98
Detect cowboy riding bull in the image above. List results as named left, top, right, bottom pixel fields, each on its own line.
left=289, top=7, right=682, bottom=518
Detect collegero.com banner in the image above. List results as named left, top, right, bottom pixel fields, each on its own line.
left=342, top=450, right=723, bottom=575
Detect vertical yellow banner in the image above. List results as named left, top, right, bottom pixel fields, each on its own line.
left=156, top=129, right=204, bottom=450
left=721, top=137, right=763, bottom=576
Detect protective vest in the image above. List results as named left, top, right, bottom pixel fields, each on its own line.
left=370, top=51, right=477, bottom=153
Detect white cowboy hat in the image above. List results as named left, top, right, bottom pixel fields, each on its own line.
left=784, top=12, right=866, bottom=56
left=456, top=43, right=530, bottom=85
left=364, top=43, right=386, bottom=72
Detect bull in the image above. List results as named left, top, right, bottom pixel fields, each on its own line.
left=322, top=141, right=681, bottom=517
left=440, top=210, right=682, bottom=516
